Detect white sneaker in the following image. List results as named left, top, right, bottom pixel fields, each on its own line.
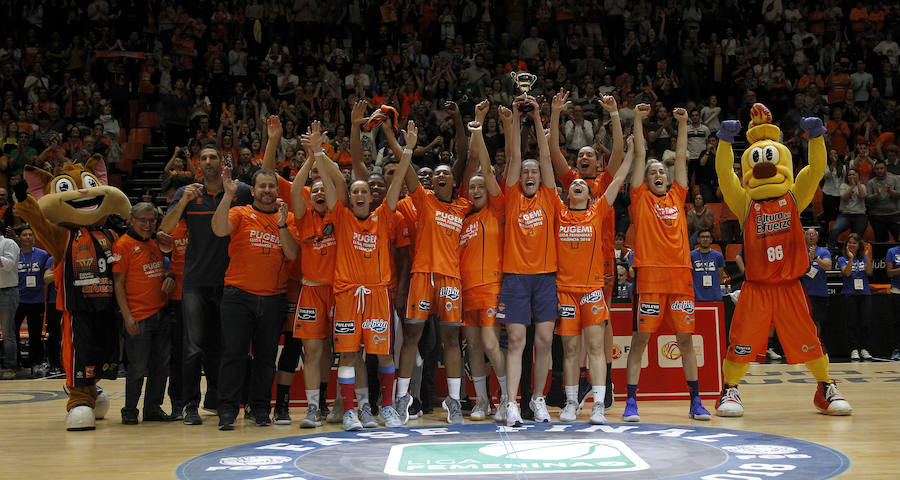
left=860, top=349, right=873, bottom=361
left=382, top=406, right=402, bottom=427
left=505, top=401, right=522, bottom=427
left=342, top=409, right=363, bottom=431
left=494, top=396, right=508, bottom=422
left=559, top=400, right=579, bottom=422
left=766, top=348, right=782, bottom=360
left=442, top=397, right=464, bottom=425
left=394, top=393, right=412, bottom=425
left=849, top=349, right=860, bottom=361
left=470, top=398, right=490, bottom=420
left=715, top=386, right=744, bottom=417
left=529, top=396, right=551, bottom=423
left=589, top=403, right=607, bottom=425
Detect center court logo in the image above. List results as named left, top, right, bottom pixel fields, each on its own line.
left=176, top=423, right=851, bottom=480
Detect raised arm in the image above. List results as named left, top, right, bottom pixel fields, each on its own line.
left=306, top=121, right=347, bottom=207
left=380, top=119, right=405, bottom=163
left=388, top=121, right=418, bottom=211
left=599, top=95, right=624, bottom=176
left=791, top=117, right=828, bottom=211
left=459, top=100, right=491, bottom=193
left=163, top=146, right=183, bottom=174
left=160, top=182, right=204, bottom=233
left=527, top=97, right=555, bottom=190
left=290, top=153, right=317, bottom=220
left=262, top=114, right=282, bottom=172
left=446, top=101, right=469, bottom=183
left=549, top=88, right=572, bottom=179
left=211, top=166, right=239, bottom=237
left=349, top=100, right=370, bottom=181
left=630, top=104, right=651, bottom=189
left=604, top=135, right=634, bottom=205
left=276, top=199, right=299, bottom=260
left=468, top=120, right=501, bottom=197
left=504, top=102, right=523, bottom=188
left=672, top=107, right=689, bottom=188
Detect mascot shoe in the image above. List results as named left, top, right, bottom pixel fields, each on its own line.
left=66, top=406, right=96, bottom=431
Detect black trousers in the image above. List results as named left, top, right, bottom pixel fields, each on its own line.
left=181, top=286, right=223, bottom=409
left=14, top=302, right=44, bottom=367
left=843, top=295, right=872, bottom=352
left=124, top=311, right=171, bottom=412
left=166, top=300, right=184, bottom=409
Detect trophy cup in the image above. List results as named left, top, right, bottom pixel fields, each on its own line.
left=509, top=71, right=538, bottom=112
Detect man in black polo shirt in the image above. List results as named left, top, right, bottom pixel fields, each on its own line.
left=161, top=144, right=252, bottom=425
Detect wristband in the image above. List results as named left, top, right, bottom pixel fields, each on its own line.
left=403, top=148, right=413, bottom=155
left=609, top=111, right=619, bottom=117
left=315, top=151, right=327, bottom=157
left=278, top=224, right=288, bottom=229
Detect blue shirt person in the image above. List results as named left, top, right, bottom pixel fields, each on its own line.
left=801, top=228, right=832, bottom=297
left=690, top=229, right=726, bottom=301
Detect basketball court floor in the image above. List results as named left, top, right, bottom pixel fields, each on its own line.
left=2, top=361, right=896, bottom=479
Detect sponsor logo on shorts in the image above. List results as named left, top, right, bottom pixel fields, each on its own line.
left=84, top=366, right=95, bottom=378
left=439, top=286, right=460, bottom=301
left=486, top=308, right=495, bottom=318
left=334, top=321, right=355, bottom=334
left=670, top=300, right=694, bottom=314
left=296, top=308, right=317, bottom=322
left=591, top=304, right=605, bottom=315
left=496, top=302, right=505, bottom=319
left=579, top=290, right=604, bottom=305
left=734, top=344, right=752, bottom=356
left=639, top=302, right=660, bottom=316
left=418, top=300, right=431, bottom=311
left=362, top=318, right=389, bottom=333
left=558, top=305, right=576, bottom=319
left=372, top=334, right=387, bottom=344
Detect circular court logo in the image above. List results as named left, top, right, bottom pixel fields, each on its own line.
left=177, top=423, right=849, bottom=479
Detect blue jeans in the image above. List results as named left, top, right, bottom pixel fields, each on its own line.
left=828, top=213, right=867, bottom=247
left=181, top=286, right=223, bottom=409
left=124, top=311, right=172, bottom=411
left=0, top=288, right=20, bottom=369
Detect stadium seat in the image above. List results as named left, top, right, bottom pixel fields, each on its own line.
left=129, top=127, right=152, bottom=145
left=725, top=243, right=742, bottom=261
left=137, top=111, right=160, bottom=129
left=710, top=244, right=722, bottom=253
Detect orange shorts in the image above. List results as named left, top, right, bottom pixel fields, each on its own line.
left=462, top=283, right=501, bottom=327
left=333, top=286, right=392, bottom=355
left=555, top=288, right=610, bottom=336
left=284, top=279, right=302, bottom=331
left=405, top=272, right=462, bottom=325
left=726, top=280, right=824, bottom=364
left=636, top=293, right=695, bottom=334
left=292, top=284, right=335, bottom=339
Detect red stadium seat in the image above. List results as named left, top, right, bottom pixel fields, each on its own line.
left=725, top=243, right=743, bottom=261
left=129, top=127, right=152, bottom=145
left=137, top=111, right=160, bottom=129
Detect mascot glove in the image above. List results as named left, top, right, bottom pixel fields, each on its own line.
left=716, top=120, right=742, bottom=143
left=801, top=117, right=827, bottom=139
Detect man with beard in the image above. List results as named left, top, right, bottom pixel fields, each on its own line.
left=161, top=145, right=252, bottom=425
left=211, top=167, right=298, bottom=430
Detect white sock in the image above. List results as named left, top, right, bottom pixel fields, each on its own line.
left=447, top=377, right=461, bottom=400
left=355, top=387, right=369, bottom=408
left=593, top=385, right=607, bottom=404
left=565, top=385, right=578, bottom=403
left=397, top=377, right=410, bottom=398
left=497, top=376, right=508, bottom=398
left=473, top=376, right=488, bottom=401
left=306, top=389, right=319, bottom=409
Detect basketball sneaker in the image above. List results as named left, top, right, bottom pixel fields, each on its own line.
left=359, top=404, right=378, bottom=428
left=469, top=398, right=490, bottom=420
left=715, top=386, right=744, bottom=417
left=559, top=399, right=579, bottom=422
left=689, top=397, right=711, bottom=420
left=300, top=405, right=322, bottom=428
left=849, top=349, right=860, bottom=361
left=183, top=406, right=203, bottom=425
left=530, top=396, right=551, bottom=423
left=505, top=401, right=523, bottom=427
left=860, top=349, right=872, bottom=361
left=605, top=382, right=615, bottom=409
left=766, top=348, right=783, bottom=361
left=273, top=405, right=291, bottom=425
left=494, top=396, right=508, bottom=422
left=892, top=349, right=900, bottom=361
left=382, top=405, right=402, bottom=427
left=326, top=397, right=343, bottom=423
left=577, top=377, right=592, bottom=409
left=590, top=403, right=607, bottom=425
left=814, top=381, right=852, bottom=416
left=395, top=393, right=413, bottom=425
left=343, top=409, right=363, bottom=431
left=218, top=415, right=235, bottom=431
left=443, top=397, right=464, bottom=424
left=121, top=408, right=139, bottom=425
left=255, top=412, right=272, bottom=427
left=622, top=397, right=640, bottom=422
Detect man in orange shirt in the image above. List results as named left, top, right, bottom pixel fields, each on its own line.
left=625, top=104, right=711, bottom=422
left=496, top=97, right=560, bottom=427
left=113, top=203, right=175, bottom=425
left=211, top=167, right=299, bottom=430
left=321, top=121, right=414, bottom=431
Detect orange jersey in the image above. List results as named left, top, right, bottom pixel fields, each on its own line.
left=459, top=193, right=505, bottom=290
left=631, top=182, right=692, bottom=295
left=742, top=192, right=808, bottom=283
left=556, top=199, right=613, bottom=289
left=560, top=169, right=616, bottom=274
left=396, top=195, right=418, bottom=251
left=409, top=187, right=472, bottom=277
left=224, top=205, right=295, bottom=296
left=388, top=209, right=412, bottom=292
left=169, top=220, right=188, bottom=300
left=294, top=207, right=337, bottom=284
left=112, top=233, right=167, bottom=321
left=332, top=202, right=397, bottom=293
left=502, top=183, right=561, bottom=274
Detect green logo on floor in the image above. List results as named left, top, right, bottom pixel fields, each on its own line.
left=384, top=439, right=649, bottom=475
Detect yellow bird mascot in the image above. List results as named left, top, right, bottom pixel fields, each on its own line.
left=714, top=104, right=851, bottom=417
left=13, top=156, right=131, bottom=430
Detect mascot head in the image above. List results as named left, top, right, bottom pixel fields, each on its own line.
left=24, top=155, right=131, bottom=228
left=740, top=103, right=793, bottom=200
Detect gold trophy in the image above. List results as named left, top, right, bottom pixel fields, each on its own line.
left=509, top=71, right=538, bottom=112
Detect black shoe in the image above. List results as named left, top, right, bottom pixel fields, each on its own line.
left=273, top=405, right=291, bottom=425
left=519, top=400, right=535, bottom=420
left=143, top=407, right=173, bottom=422
left=183, top=406, right=202, bottom=425
left=577, top=378, right=592, bottom=408
left=218, top=416, right=235, bottom=431
left=459, top=396, right=474, bottom=412
left=202, top=399, right=218, bottom=415
left=170, top=404, right=185, bottom=421
left=546, top=383, right=566, bottom=409
left=121, top=408, right=139, bottom=425
left=255, top=412, right=272, bottom=427
left=604, top=382, right=615, bottom=409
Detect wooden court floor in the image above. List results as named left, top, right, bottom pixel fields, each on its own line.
left=2, top=361, right=896, bottom=479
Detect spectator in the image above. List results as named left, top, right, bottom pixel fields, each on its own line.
left=886, top=242, right=900, bottom=360
left=564, top=104, right=593, bottom=153
left=700, top=95, right=721, bottom=132
left=13, top=226, right=52, bottom=375
left=686, top=193, right=715, bottom=246
left=850, top=60, right=874, bottom=106
left=802, top=228, right=832, bottom=333
left=690, top=229, right=726, bottom=302
left=866, top=161, right=900, bottom=241
left=820, top=150, right=846, bottom=231
left=828, top=168, right=867, bottom=249
left=695, top=136, right=718, bottom=203
left=0, top=222, right=19, bottom=378
left=837, top=234, right=873, bottom=361
left=614, top=265, right=633, bottom=301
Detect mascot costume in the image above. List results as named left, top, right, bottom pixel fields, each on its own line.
left=13, top=156, right=131, bottom=430
left=714, top=104, right=852, bottom=417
